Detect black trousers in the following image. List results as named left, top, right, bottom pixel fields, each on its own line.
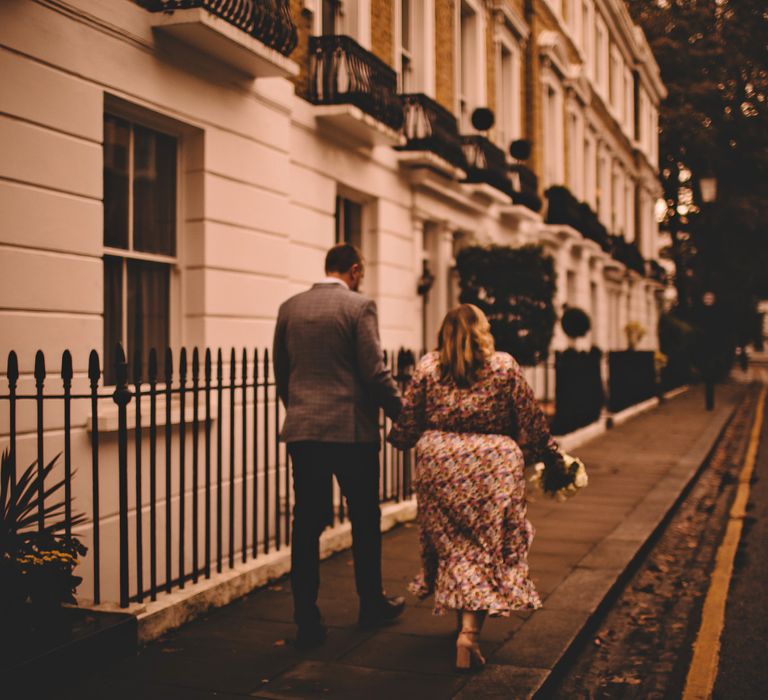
left=288, top=441, right=383, bottom=626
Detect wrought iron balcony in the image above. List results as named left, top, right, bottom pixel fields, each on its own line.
left=398, top=94, right=468, bottom=173
left=461, top=135, right=514, bottom=198
left=509, top=164, right=542, bottom=212
left=545, top=186, right=611, bottom=251
left=611, top=235, right=646, bottom=274
left=137, top=1, right=298, bottom=57
left=307, top=35, right=404, bottom=134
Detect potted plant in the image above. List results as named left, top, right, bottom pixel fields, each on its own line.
left=0, top=451, right=87, bottom=626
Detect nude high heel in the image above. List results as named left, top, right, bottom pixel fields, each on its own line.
left=455, top=611, right=486, bottom=671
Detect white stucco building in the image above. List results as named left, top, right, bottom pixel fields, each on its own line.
left=0, top=0, right=666, bottom=607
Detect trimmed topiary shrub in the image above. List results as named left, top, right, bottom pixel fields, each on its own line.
left=561, top=306, right=591, bottom=339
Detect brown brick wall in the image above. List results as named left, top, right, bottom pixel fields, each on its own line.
left=486, top=6, right=496, bottom=123
left=371, top=0, right=394, bottom=67
left=435, top=0, right=455, bottom=112
left=289, top=0, right=311, bottom=97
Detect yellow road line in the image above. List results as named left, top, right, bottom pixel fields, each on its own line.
left=683, top=385, right=766, bottom=700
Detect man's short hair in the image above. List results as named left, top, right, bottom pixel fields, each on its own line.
left=325, top=243, right=363, bottom=274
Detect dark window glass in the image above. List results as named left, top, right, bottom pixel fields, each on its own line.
left=103, top=115, right=130, bottom=249
left=133, top=125, right=177, bottom=256
left=127, top=260, right=170, bottom=383
left=103, top=255, right=123, bottom=385
left=335, top=196, right=363, bottom=248
left=322, top=0, right=339, bottom=35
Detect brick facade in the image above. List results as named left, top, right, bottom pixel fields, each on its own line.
left=371, top=0, right=395, bottom=67
left=290, top=0, right=311, bottom=97
left=435, top=0, right=455, bottom=112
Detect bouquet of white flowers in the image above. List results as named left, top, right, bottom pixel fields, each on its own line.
left=529, top=451, right=588, bottom=501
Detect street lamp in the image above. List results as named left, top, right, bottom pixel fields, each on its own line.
left=699, top=176, right=717, bottom=204
left=697, top=174, right=719, bottom=411
left=701, top=290, right=717, bottom=411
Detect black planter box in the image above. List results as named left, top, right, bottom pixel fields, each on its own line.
left=608, top=350, right=657, bottom=413
left=553, top=349, right=604, bottom=435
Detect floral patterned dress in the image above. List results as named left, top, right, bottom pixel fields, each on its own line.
left=388, top=351, right=559, bottom=616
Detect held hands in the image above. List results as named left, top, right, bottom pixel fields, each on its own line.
left=529, top=451, right=588, bottom=501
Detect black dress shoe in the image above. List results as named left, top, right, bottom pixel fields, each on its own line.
left=358, top=595, right=406, bottom=629
left=295, top=623, right=327, bottom=650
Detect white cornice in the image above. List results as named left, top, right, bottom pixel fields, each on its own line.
left=493, top=1, right=530, bottom=43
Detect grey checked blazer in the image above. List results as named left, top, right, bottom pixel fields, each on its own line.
left=273, top=283, right=402, bottom=444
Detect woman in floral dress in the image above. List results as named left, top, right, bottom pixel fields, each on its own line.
left=388, top=304, right=562, bottom=670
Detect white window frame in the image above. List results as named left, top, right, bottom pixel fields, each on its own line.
left=311, top=0, right=371, bottom=48
left=625, top=177, right=635, bottom=241
left=624, top=65, right=634, bottom=136
left=612, top=163, right=623, bottom=235
left=597, top=145, right=611, bottom=225
left=394, top=0, right=435, bottom=95
left=582, top=0, right=594, bottom=80
left=102, top=101, right=187, bottom=383
left=496, top=28, right=522, bottom=149
left=595, top=15, right=609, bottom=99
left=567, top=102, right=584, bottom=200
left=609, top=45, right=622, bottom=116
left=584, top=127, right=597, bottom=209
left=456, top=0, right=487, bottom=132
left=541, top=69, right=565, bottom=188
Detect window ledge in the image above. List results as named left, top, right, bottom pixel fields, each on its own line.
left=397, top=151, right=466, bottom=181
left=150, top=7, right=299, bottom=79
left=313, top=105, right=405, bottom=148
left=499, top=203, right=542, bottom=226
left=87, top=396, right=219, bottom=434
left=461, top=182, right=513, bottom=205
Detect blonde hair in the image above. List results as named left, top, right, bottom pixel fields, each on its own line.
left=437, top=304, right=495, bottom=387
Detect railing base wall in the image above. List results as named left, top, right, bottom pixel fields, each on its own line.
left=82, top=498, right=417, bottom=644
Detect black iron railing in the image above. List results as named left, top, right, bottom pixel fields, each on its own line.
left=611, top=235, right=646, bottom=274
left=307, top=35, right=404, bottom=132
left=509, top=164, right=542, bottom=212
left=137, top=0, right=298, bottom=57
left=545, top=186, right=612, bottom=251
left=461, top=135, right=514, bottom=198
left=1, top=346, right=414, bottom=608
left=398, top=93, right=468, bottom=172
left=646, top=259, right=667, bottom=284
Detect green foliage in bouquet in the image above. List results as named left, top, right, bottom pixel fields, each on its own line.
left=0, top=450, right=87, bottom=609
left=456, top=244, right=557, bottom=366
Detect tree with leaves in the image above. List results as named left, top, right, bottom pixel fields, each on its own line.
left=627, top=0, right=768, bottom=354
left=455, top=245, right=557, bottom=365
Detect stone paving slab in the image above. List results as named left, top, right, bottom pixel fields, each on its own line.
left=60, top=383, right=744, bottom=700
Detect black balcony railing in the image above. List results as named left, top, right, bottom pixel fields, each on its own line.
left=136, top=0, right=298, bottom=57
left=611, top=235, right=646, bottom=274
left=461, top=135, right=514, bottom=198
left=398, top=93, right=468, bottom=172
left=647, top=259, right=667, bottom=284
left=545, top=186, right=612, bottom=251
left=307, top=35, right=404, bottom=132
left=509, top=164, right=542, bottom=212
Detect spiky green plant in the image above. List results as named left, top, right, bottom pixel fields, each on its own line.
left=1, top=450, right=86, bottom=556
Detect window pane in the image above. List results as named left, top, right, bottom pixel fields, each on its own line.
left=343, top=199, right=363, bottom=249
left=133, top=125, right=177, bottom=256
left=104, top=255, right=124, bottom=385
left=103, top=115, right=130, bottom=249
left=127, top=260, right=170, bottom=382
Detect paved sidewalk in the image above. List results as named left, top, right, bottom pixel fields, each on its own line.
left=63, top=383, right=744, bottom=700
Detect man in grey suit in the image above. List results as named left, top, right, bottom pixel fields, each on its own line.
left=273, top=244, right=405, bottom=648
